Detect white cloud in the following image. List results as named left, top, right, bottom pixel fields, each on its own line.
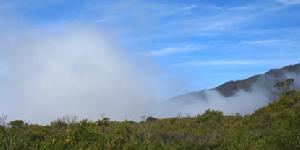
left=150, top=45, right=206, bottom=57
left=174, top=59, right=300, bottom=67
left=0, top=26, right=166, bottom=123
left=180, top=4, right=197, bottom=11
left=183, top=16, right=248, bottom=33
left=96, top=16, right=114, bottom=23
left=277, top=0, right=300, bottom=5
left=240, top=39, right=284, bottom=45
left=0, top=23, right=198, bottom=124
left=174, top=60, right=260, bottom=67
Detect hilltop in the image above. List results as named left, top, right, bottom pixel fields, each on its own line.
left=172, top=63, right=300, bottom=102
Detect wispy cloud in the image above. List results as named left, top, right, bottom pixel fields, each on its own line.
left=149, top=45, right=206, bottom=57
left=180, top=16, right=249, bottom=34
left=227, top=6, right=256, bottom=11
left=180, top=4, right=197, bottom=11
left=277, top=0, right=300, bottom=5
left=174, top=60, right=259, bottom=67
left=174, top=59, right=300, bottom=67
left=240, top=39, right=285, bottom=45
left=96, top=16, right=114, bottom=23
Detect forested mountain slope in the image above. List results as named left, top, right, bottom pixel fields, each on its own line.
left=172, top=63, right=300, bottom=102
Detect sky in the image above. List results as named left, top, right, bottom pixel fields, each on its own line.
left=0, top=0, right=300, bottom=123
left=1, top=0, right=300, bottom=90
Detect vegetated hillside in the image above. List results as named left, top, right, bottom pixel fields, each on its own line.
left=172, top=63, right=300, bottom=102
left=1, top=91, right=300, bottom=149
left=216, top=63, right=300, bottom=97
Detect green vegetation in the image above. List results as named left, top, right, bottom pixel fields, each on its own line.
left=1, top=91, right=300, bottom=150
left=274, top=78, right=295, bottom=93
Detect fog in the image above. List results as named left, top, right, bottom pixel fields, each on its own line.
left=167, top=71, right=300, bottom=117
left=0, top=26, right=163, bottom=123
left=0, top=23, right=299, bottom=124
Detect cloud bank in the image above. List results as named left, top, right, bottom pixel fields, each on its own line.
left=168, top=70, right=300, bottom=117
left=0, top=1, right=299, bottom=124
left=0, top=25, right=165, bottom=123
left=1, top=25, right=299, bottom=124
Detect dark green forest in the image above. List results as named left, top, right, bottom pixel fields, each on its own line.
left=1, top=91, right=300, bottom=150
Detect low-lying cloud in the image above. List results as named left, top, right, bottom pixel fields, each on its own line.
left=0, top=21, right=299, bottom=124
left=0, top=26, right=164, bottom=123
left=167, top=70, right=300, bottom=117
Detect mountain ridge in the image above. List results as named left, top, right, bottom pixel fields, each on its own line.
left=172, top=63, right=300, bottom=102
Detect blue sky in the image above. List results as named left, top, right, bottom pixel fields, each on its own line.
left=1, top=0, right=300, bottom=91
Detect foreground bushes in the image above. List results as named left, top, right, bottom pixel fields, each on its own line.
left=1, top=91, right=300, bottom=149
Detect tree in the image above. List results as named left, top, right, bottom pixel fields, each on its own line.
left=146, top=116, right=157, bottom=122
left=274, top=78, right=295, bottom=93
left=0, top=114, right=8, bottom=127
left=61, top=115, right=78, bottom=125
left=96, top=117, right=110, bottom=126
left=9, top=120, right=25, bottom=128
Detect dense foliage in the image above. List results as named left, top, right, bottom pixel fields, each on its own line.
left=1, top=91, right=300, bottom=150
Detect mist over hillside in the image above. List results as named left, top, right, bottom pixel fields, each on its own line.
left=1, top=0, right=300, bottom=125
left=0, top=0, right=299, bottom=149
left=170, top=63, right=300, bottom=115
left=1, top=90, right=300, bottom=149
left=1, top=28, right=299, bottom=123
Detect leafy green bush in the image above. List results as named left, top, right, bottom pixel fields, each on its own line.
left=1, top=91, right=300, bottom=149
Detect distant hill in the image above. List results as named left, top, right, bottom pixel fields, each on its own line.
left=172, top=63, right=300, bottom=102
